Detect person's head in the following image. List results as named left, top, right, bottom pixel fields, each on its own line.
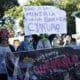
left=13, top=39, right=20, bottom=50
left=39, top=34, right=48, bottom=38
left=39, top=34, right=48, bottom=42
left=71, top=38, right=76, bottom=45
left=24, top=35, right=33, bottom=43
left=0, top=29, right=9, bottom=45
left=65, top=35, right=71, bottom=45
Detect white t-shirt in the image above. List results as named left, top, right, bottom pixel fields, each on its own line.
left=37, top=40, right=51, bottom=50
left=0, top=45, right=11, bottom=74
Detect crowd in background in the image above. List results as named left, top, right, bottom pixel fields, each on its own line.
left=8, top=32, right=80, bottom=52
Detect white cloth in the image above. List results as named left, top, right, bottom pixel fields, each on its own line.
left=37, top=40, right=51, bottom=50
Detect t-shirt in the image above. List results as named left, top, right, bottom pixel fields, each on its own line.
left=17, top=41, right=34, bottom=51
left=37, top=39, right=51, bottom=50
left=0, top=45, right=11, bottom=74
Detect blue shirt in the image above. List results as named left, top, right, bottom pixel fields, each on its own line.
left=17, top=41, right=34, bottom=51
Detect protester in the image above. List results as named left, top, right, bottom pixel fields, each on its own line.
left=71, top=38, right=80, bottom=49
left=13, top=39, right=20, bottom=51
left=17, top=35, right=35, bottom=80
left=36, top=34, right=51, bottom=50
left=52, top=37, right=58, bottom=48
left=63, top=35, right=71, bottom=47
left=0, top=29, right=15, bottom=80
left=17, top=35, right=34, bottom=51
left=32, top=34, right=39, bottom=49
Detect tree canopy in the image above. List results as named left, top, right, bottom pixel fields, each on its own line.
left=0, top=0, right=19, bottom=18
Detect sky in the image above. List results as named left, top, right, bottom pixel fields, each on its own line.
left=17, top=0, right=29, bottom=6
left=17, top=0, right=35, bottom=6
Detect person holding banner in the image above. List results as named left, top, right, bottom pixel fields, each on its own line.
left=36, top=34, right=51, bottom=50
left=17, top=35, right=35, bottom=80
left=0, top=29, right=15, bottom=80
left=17, top=35, right=34, bottom=51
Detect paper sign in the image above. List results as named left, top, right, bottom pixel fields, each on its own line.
left=23, top=6, right=67, bottom=35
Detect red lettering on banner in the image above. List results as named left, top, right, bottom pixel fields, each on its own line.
left=61, top=57, right=69, bottom=68
left=33, top=66, right=42, bottom=75
left=50, top=60, right=56, bottom=69
left=39, top=65, right=44, bottom=74
left=33, top=55, right=79, bottom=75
left=55, top=59, right=62, bottom=67
left=42, top=63, right=49, bottom=72
left=71, top=55, right=78, bottom=65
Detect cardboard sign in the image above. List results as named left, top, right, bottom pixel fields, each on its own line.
left=23, top=6, right=67, bottom=35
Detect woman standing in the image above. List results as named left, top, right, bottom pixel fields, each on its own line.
left=0, top=29, right=15, bottom=80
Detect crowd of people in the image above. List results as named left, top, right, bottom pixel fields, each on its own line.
left=9, top=32, right=80, bottom=51
left=0, top=28, right=80, bottom=80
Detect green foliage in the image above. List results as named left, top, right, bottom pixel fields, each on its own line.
left=76, top=12, right=80, bottom=18
left=4, top=6, right=23, bottom=32
left=5, top=6, right=22, bottom=19
left=28, top=0, right=53, bottom=6
left=19, top=19, right=24, bottom=30
left=0, top=0, right=18, bottom=17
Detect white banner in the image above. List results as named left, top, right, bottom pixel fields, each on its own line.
left=23, top=6, right=67, bottom=35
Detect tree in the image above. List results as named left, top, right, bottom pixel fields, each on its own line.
left=0, top=0, right=19, bottom=18
left=5, top=6, right=22, bottom=19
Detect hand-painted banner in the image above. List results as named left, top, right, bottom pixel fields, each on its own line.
left=14, top=47, right=80, bottom=80
left=23, top=6, right=67, bottom=35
